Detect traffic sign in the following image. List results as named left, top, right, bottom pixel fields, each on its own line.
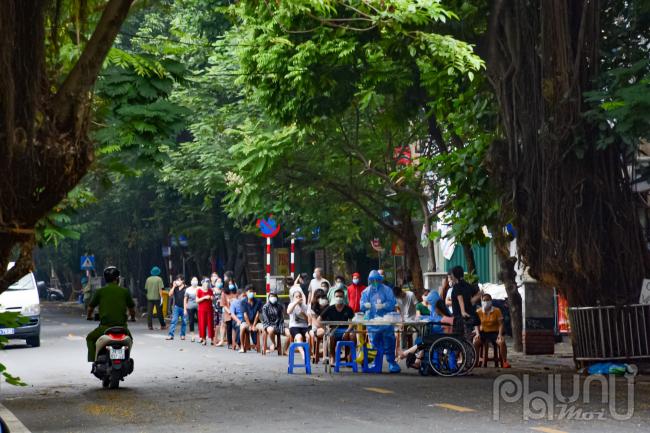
left=391, top=241, right=404, bottom=256
left=370, top=238, right=384, bottom=252
left=257, top=216, right=281, bottom=238
left=80, top=255, right=95, bottom=271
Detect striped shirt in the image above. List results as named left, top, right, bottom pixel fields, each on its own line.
left=262, top=302, right=285, bottom=333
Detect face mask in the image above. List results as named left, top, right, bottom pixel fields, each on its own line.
left=482, top=301, right=492, bottom=311
left=269, top=297, right=278, bottom=304
left=312, top=273, right=317, bottom=279
left=247, top=292, right=254, bottom=300
left=318, top=298, right=329, bottom=307
left=191, top=280, right=198, bottom=287
left=371, top=281, right=379, bottom=288
left=228, top=284, right=235, bottom=291
left=334, top=297, right=344, bottom=305
left=217, top=282, right=223, bottom=289
left=336, top=282, right=344, bottom=288
left=352, top=278, right=359, bottom=285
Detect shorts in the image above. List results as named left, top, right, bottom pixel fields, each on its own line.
left=480, top=331, right=499, bottom=344
left=290, top=327, right=309, bottom=339
left=213, top=309, right=222, bottom=326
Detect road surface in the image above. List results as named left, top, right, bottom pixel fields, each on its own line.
left=1, top=303, right=648, bottom=433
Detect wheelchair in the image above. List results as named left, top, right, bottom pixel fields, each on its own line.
left=407, top=318, right=477, bottom=377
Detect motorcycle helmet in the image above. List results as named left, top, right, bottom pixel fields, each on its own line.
left=104, top=266, right=120, bottom=283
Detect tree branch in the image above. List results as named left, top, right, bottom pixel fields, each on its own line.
left=53, top=0, right=134, bottom=129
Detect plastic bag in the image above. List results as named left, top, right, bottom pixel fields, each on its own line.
left=587, top=362, right=629, bottom=376
left=356, top=343, right=376, bottom=364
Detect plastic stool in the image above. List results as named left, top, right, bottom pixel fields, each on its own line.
left=361, top=345, right=384, bottom=373
left=287, top=342, right=311, bottom=374
left=334, top=341, right=357, bottom=373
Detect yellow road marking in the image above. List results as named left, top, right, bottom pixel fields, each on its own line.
left=531, top=428, right=569, bottom=433
left=364, top=387, right=394, bottom=394
left=432, top=403, right=476, bottom=413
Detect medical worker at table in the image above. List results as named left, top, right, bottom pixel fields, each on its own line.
left=360, top=270, right=401, bottom=373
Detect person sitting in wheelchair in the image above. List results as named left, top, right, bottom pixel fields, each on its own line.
left=399, top=290, right=452, bottom=370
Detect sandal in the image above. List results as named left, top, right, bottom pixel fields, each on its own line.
left=180, top=336, right=186, bottom=340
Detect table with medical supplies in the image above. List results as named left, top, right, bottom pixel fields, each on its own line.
left=319, top=318, right=434, bottom=374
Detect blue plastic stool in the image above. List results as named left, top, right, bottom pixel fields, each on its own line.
left=288, top=342, right=311, bottom=374
left=334, top=341, right=357, bottom=373
left=361, top=345, right=384, bottom=373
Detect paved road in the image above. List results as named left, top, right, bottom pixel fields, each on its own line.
left=1, top=303, right=648, bottom=433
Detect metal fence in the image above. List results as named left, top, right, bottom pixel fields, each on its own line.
left=569, top=304, right=650, bottom=361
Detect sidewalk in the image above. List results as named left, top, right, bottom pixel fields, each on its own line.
left=470, top=337, right=650, bottom=385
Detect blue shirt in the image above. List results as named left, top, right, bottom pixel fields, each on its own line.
left=241, top=298, right=262, bottom=323
left=230, top=298, right=245, bottom=322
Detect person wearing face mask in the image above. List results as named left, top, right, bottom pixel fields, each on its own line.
left=219, top=279, right=236, bottom=348
left=319, top=288, right=355, bottom=365
left=262, top=291, right=290, bottom=354
left=347, top=272, right=365, bottom=313
left=184, top=277, right=200, bottom=342
left=360, top=270, right=400, bottom=373
left=307, top=267, right=329, bottom=304
left=212, top=278, right=224, bottom=345
left=196, top=278, right=215, bottom=345
left=399, top=291, right=453, bottom=370
left=240, top=285, right=263, bottom=353
left=229, top=288, right=246, bottom=350
left=308, top=287, right=329, bottom=362
left=326, top=275, right=348, bottom=305
left=287, top=290, right=310, bottom=360
left=474, top=293, right=510, bottom=368
left=166, top=275, right=187, bottom=341
left=416, top=289, right=431, bottom=318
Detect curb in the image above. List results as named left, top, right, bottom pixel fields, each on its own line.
left=0, top=403, right=31, bottom=433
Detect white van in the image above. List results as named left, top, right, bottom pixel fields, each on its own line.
left=0, top=265, right=41, bottom=347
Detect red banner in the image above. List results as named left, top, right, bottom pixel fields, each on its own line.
left=557, top=292, right=571, bottom=334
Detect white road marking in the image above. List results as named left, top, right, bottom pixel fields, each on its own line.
left=430, top=403, right=476, bottom=413
left=530, top=427, right=570, bottom=433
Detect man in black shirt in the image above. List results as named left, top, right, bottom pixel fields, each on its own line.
left=449, top=266, right=480, bottom=337
left=166, top=275, right=188, bottom=340
left=320, top=288, right=354, bottom=363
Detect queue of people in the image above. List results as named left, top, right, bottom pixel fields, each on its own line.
left=148, top=264, right=510, bottom=371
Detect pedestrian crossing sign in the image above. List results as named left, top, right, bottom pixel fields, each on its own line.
left=80, top=255, right=95, bottom=271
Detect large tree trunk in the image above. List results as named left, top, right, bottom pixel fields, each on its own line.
left=500, top=255, right=523, bottom=352
left=402, top=214, right=425, bottom=296
left=462, top=243, right=476, bottom=275
left=419, top=198, right=436, bottom=272
left=486, top=0, right=649, bottom=306
left=0, top=0, right=134, bottom=293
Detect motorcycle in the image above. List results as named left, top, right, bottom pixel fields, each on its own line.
left=91, top=326, right=134, bottom=389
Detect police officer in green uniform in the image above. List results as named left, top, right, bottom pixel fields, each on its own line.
left=86, top=266, right=136, bottom=362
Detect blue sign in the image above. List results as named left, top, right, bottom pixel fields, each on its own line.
left=506, top=223, right=517, bottom=238
left=257, top=216, right=281, bottom=238
left=80, top=255, right=95, bottom=271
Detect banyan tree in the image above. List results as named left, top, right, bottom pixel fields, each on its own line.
left=486, top=0, right=649, bottom=307
left=0, top=0, right=134, bottom=292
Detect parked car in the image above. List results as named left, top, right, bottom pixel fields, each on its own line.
left=0, top=268, right=41, bottom=347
